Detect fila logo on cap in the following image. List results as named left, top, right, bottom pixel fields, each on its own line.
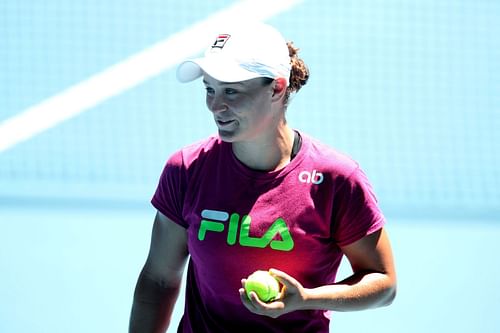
left=212, top=34, right=231, bottom=49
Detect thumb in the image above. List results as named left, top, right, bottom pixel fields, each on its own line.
left=269, top=268, right=300, bottom=290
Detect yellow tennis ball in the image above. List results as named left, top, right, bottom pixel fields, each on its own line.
left=244, top=270, right=280, bottom=302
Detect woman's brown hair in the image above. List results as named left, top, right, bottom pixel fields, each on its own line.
left=262, top=41, right=309, bottom=107
left=286, top=41, right=309, bottom=100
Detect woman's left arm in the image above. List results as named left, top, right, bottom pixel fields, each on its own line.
left=239, top=228, right=397, bottom=318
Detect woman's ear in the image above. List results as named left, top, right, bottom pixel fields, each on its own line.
left=271, top=77, right=287, bottom=101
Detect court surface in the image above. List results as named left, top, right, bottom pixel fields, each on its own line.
left=1, top=205, right=499, bottom=332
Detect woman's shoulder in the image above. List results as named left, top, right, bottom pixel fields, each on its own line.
left=300, top=132, right=360, bottom=177
left=168, top=135, right=225, bottom=168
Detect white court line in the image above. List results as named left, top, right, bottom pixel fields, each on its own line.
left=0, top=0, right=303, bottom=153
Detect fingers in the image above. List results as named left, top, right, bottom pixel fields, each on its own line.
left=239, top=287, right=266, bottom=310
left=239, top=281, right=285, bottom=318
left=269, top=268, right=299, bottom=292
left=239, top=280, right=271, bottom=307
left=240, top=269, right=305, bottom=318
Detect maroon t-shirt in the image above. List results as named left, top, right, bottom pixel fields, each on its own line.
left=152, top=132, right=385, bottom=333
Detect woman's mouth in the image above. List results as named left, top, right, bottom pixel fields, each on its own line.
left=216, top=119, right=237, bottom=128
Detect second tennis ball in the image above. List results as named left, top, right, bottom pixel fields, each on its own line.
left=244, top=270, right=280, bottom=302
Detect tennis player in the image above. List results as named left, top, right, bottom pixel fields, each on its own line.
left=129, top=21, right=396, bottom=333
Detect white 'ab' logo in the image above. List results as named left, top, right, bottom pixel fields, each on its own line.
left=298, top=170, right=324, bottom=184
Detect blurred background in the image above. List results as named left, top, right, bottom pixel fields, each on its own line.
left=1, top=0, right=499, bottom=332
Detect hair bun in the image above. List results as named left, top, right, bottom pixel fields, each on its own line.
left=287, top=42, right=309, bottom=95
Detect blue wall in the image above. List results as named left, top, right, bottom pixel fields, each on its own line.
left=1, top=0, right=498, bottom=218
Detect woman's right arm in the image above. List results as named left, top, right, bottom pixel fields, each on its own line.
left=129, top=211, right=189, bottom=333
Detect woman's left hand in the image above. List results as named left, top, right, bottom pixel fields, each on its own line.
left=238, top=268, right=307, bottom=318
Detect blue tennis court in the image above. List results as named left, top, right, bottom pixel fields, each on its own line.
left=1, top=207, right=499, bottom=332
left=1, top=1, right=499, bottom=332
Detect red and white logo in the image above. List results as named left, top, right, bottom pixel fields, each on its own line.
left=212, top=34, right=231, bottom=49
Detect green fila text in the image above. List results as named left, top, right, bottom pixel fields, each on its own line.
left=198, top=209, right=294, bottom=251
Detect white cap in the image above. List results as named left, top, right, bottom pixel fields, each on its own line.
left=176, top=21, right=291, bottom=86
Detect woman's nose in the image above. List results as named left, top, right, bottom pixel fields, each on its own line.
left=208, top=95, right=227, bottom=113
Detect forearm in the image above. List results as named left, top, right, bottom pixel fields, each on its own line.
left=303, top=271, right=396, bottom=312
left=129, top=271, right=182, bottom=333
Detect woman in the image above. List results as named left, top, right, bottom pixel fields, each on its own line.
left=129, top=21, right=396, bottom=333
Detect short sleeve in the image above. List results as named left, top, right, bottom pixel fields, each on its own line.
left=331, top=167, right=385, bottom=247
left=151, top=151, right=189, bottom=228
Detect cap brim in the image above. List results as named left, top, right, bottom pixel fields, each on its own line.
left=176, top=60, right=203, bottom=83
left=176, top=57, right=262, bottom=83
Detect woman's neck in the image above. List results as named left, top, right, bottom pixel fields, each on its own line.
left=231, top=126, right=296, bottom=172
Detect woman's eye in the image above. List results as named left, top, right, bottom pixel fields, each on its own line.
left=225, top=88, right=238, bottom=95
left=204, top=87, right=238, bottom=96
